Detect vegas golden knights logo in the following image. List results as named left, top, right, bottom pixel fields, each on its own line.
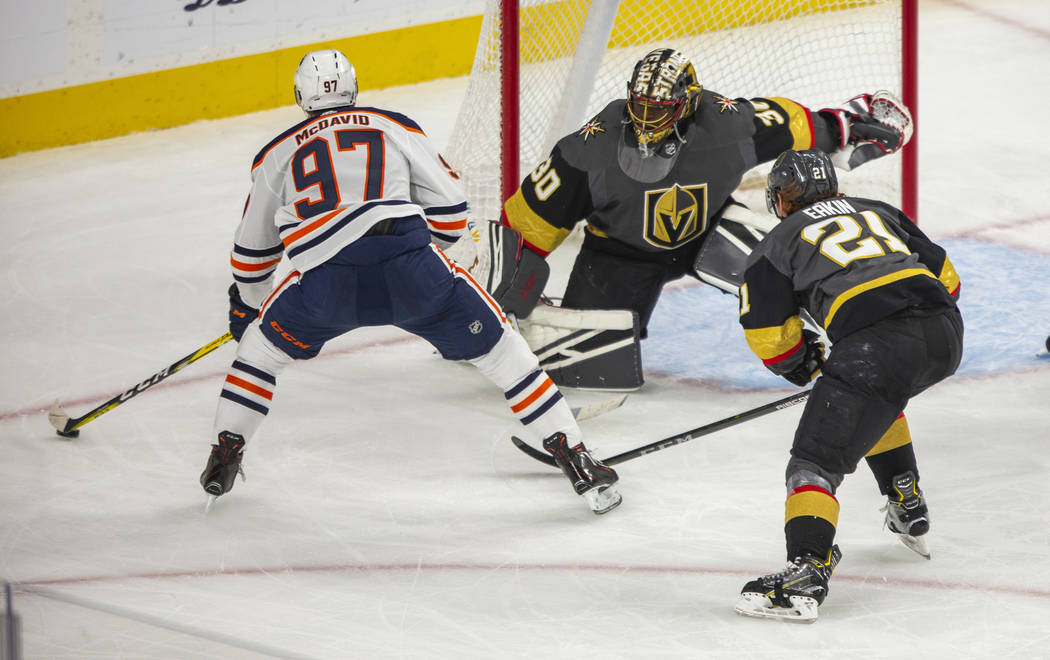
left=643, top=183, right=708, bottom=248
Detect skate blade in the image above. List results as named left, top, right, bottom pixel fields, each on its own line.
left=734, top=593, right=819, bottom=623
left=895, top=532, right=931, bottom=559
left=584, top=484, right=622, bottom=515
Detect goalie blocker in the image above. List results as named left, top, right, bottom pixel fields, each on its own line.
left=460, top=220, right=643, bottom=390
left=477, top=221, right=550, bottom=318
left=693, top=201, right=777, bottom=295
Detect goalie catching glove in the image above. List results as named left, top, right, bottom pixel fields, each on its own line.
left=820, top=91, right=913, bottom=171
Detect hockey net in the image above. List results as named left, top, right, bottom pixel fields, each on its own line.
left=445, top=0, right=916, bottom=224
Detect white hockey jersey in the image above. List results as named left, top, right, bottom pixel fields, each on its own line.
left=230, top=106, right=469, bottom=307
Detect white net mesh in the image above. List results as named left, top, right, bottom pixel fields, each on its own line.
left=446, top=0, right=905, bottom=221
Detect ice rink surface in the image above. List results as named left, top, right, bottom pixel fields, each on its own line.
left=2, top=1, right=1049, bottom=657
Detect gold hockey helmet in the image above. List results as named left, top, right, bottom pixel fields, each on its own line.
left=626, top=49, right=702, bottom=156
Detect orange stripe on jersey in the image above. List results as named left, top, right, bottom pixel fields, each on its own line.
left=230, top=256, right=281, bottom=272
left=454, top=262, right=507, bottom=323
left=260, top=270, right=301, bottom=314
left=431, top=244, right=455, bottom=271
left=510, top=376, right=555, bottom=413
left=428, top=218, right=468, bottom=231
left=352, top=110, right=426, bottom=135
left=282, top=207, right=345, bottom=248
left=429, top=244, right=508, bottom=324
left=225, top=375, right=273, bottom=400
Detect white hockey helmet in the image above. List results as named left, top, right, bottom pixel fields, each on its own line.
left=293, top=49, right=358, bottom=113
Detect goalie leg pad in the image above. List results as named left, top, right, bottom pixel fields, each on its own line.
left=518, top=304, right=643, bottom=391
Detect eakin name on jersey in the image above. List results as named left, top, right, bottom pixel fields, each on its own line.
left=502, top=89, right=822, bottom=256
left=739, top=196, right=961, bottom=364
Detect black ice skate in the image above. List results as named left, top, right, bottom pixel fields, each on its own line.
left=542, top=432, right=622, bottom=515
left=883, top=471, right=930, bottom=559
left=734, top=545, right=842, bottom=623
left=200, top=431, right=246, bottom=502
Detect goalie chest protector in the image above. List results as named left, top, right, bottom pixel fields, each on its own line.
left=553, top=90, right=764, bottom=254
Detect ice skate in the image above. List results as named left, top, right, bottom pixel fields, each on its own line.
left=883, top=471, right=930, bottom=559
left=200, top=431, right=246, bottom=506
left=542, top=432, right=622, bottom=515
left=735, top=545, right=842, bottom=623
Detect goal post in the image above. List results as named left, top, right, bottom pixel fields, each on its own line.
left=447, top=0, right=919, bottom=224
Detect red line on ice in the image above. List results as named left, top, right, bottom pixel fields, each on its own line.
left=14, top=561, right=1050, bottom=601
left=940, top=0, right=1050, bottom=42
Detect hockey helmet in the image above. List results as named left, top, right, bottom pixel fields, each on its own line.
left=626, top=48, right=702, bottom=156
left=294, top=49, right=358, bottom=113
left=765, top=149, right=839, bottom=218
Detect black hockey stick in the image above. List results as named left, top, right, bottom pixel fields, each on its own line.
left=512, top=389, right=810, bottom=467
left=47, top=332, right=234, bottom=438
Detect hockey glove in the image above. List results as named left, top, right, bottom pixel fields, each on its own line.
left=781, top=330, right=826, bottom=387
left=228, top=283, right=259, bottom=342
left=820, top=91, right=913, bottom=171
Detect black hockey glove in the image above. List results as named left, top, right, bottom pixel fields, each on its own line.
left=782, top=330, right=825, bottom=387
left=228, top=283, right=259, bottom=342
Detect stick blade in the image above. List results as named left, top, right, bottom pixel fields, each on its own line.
left=570, top=394, right=628, bottom=422
left=510, top=436, right=558, bottom=467
left=48, top=400, right=79, bottom=438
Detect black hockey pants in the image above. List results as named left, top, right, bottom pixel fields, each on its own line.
left=789, top=305, right=964, bottom=481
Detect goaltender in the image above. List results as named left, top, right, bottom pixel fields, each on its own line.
left=477, top=47, right=913, bottom=390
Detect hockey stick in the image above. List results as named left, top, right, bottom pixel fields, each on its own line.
left=512, top=389, right=810, bottom=467
left=570, top=393, right=628, bottom=422
left=47, top=332, right=234, bottom=438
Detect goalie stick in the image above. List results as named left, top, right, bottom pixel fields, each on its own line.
left=512, top=390, right=810, bottom=467
left=47, top=332, right=233, bottom=438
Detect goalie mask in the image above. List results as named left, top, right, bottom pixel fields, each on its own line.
left=626, top=48, right=702, bottom=157
left=294, top=49, right=358, bottom=114
left=765, top=149, right=839, bottom=219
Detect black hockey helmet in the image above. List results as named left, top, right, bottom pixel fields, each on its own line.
left=765, top=148, right=839, bottom=218
left=626, top=48, right=702, bottom=156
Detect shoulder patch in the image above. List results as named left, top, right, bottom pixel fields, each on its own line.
left=578, top=115, right=606, bottom=140
left=712, top=95, right=740, bottom=113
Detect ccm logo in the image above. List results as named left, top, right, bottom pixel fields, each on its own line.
left=270, top=320, right=311, bottom=349
left=520, top=273, right=536, bottom=299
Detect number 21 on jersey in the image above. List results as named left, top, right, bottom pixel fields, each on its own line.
left=802, top=210, right=910, bottom=267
